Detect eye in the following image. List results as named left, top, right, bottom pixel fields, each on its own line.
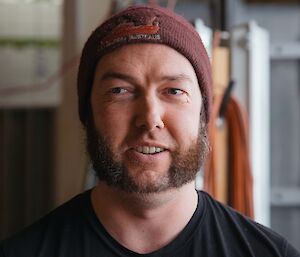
left=110, top=87, right=128, bottom=94
left=167, top=88, right=185, bottom=95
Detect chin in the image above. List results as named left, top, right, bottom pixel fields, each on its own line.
left=122, top=168, right=171, bottom=193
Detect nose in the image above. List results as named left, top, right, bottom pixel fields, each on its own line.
left=134, top=94, right=165, bottom=131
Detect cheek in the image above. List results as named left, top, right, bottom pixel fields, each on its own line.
left=166, top=107, right=201, bottom=144
left=92, top=105, right=132, bottom=143
left=188, top=100, right=202, bottom=136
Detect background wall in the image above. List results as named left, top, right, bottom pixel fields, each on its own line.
left=0, top=0, right=299, bottom=251
left=225, top=0, right=300, bottom=249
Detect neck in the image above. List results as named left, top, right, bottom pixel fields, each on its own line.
left=91, top=182, right=198, bottom=254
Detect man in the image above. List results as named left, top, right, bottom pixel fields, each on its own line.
left=1, top=4, right=299, bottom=257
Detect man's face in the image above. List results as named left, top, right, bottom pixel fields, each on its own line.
left=87, top=43, right=208, bottom=193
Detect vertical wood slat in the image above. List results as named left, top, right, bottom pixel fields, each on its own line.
left=53, top=0, right=112, bottom=206
left=53, top=0, right=87, bottom=206
left=0, top=110, right=26, bottom=238
left=0, top=109, right=54, bottom=240
left=24, top=110, right=54, bottom=225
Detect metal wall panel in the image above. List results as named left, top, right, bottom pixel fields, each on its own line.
left=226, top=0, right=300, bottom=250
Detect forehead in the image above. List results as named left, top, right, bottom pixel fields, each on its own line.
left=94, top=44, right=199, bottom=85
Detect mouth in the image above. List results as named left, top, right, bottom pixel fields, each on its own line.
left=134, top=146, right=166, bottom=155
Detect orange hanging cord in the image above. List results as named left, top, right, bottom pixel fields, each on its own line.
left=204, top=91, right=254, bottom=219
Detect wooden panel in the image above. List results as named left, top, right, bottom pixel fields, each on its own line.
left=212, top=47, right=230, bottom=91
left=53, top=0, right=86, bottom=206
left=53, top=0, right=114, bottom=205
left=211, top=47, right=230, bottom=203
left=0, top=109, right=54, bottom=240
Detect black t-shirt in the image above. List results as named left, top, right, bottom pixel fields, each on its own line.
left=1, top=190, right=299, bottom=257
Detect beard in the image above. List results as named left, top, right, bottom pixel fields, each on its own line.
left=85, top=114, right=209, bottom=194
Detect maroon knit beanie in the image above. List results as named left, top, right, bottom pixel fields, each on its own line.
left=77, top=4, right=212, bottom=126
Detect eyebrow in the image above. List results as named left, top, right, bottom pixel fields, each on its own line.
left=100, top=71, right=194, bottom=85
left=100, top=71, right=138, bottom=85
left=160, top=74, right=194, bottom=84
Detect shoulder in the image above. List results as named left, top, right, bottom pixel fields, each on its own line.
left=198, top=191, right=300, bottom=257
left=0, top=190, right=92, bottom=257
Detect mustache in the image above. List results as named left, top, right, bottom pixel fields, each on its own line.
left=123, top=130, right=176, bottom=148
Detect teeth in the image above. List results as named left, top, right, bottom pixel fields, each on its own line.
left=149, top=146, right=155, bottom=154
left=143, top=146, right=150, bottom=154
left=136, top=146, right=165, bottom=154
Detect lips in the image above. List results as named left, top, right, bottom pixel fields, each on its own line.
left=125, top=142, right=170, bottom=165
